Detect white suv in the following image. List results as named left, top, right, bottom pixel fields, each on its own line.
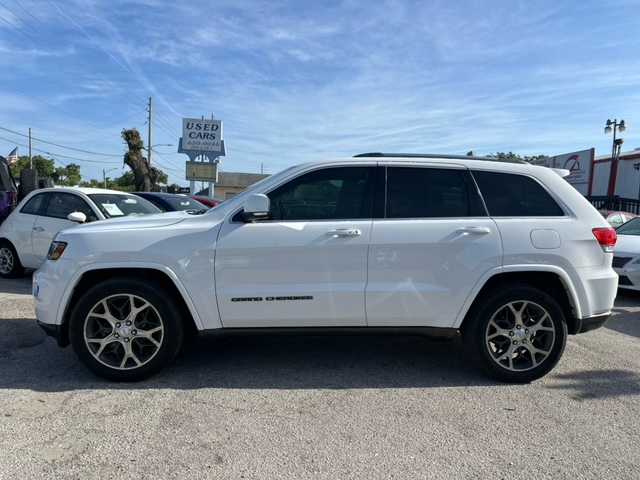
left=33, top=154, right=619, bottom=383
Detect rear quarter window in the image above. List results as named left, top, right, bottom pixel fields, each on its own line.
left=472, top=170, right=564, bottom=217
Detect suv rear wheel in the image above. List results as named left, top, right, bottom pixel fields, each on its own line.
left=463, top=285, right=567, bottom=383
left=69, top=277, right=185, bottom=381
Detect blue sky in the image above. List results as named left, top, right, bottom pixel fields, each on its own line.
left=1, top=0, right=640, bottom=187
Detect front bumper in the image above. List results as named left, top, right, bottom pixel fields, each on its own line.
left=33, top=258, right=80, bottom=346
left=37, top=321, right=69, bottom=347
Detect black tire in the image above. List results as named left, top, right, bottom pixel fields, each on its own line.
left=69, top=277, right=185, bottom=381
left=20, top=169, right=39, bottom=196
left=462, top=285, right=567, bottom=383
left=0, top=240, right=25, bottom=279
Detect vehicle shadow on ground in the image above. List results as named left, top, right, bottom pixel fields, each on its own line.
left=0, top=323, right=497, bottom=391
left=0, top=319, right=504, bottom=391
left=2, top=322, right=640, bottom=398
left=168, top=334, right=481, bottom=390
left=2, top=279, right=639, bottom=394
left=549, top=369, right=640, bottom=400
left=606, top=290, right=640, bottom=338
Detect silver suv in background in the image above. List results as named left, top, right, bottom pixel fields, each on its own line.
left=33, top=153, right=618, bottom=383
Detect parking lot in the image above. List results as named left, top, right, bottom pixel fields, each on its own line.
left=1, top=273, right=640, bottom=479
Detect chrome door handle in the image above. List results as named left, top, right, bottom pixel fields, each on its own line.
left=456, top=227, right=490, bottom=235
left=328, top=229, right=362, bottom=237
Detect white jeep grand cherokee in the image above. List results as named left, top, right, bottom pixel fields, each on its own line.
left=33, top=153, right=618, bottom=383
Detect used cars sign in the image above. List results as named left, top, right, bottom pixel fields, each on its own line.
left=182, top=118, right=223, bottom=152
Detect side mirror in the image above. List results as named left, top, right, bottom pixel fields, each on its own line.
left=241, top=194, right=271, bottom=222
left=67, top=211, right=87, bottom=223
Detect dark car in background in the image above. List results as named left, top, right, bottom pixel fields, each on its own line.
left=0, top=155, right=19, bottom=225
left=133, top=192, right=210, bottom=213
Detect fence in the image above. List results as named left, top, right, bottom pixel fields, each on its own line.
left=585, top=195, right=640, bottom=215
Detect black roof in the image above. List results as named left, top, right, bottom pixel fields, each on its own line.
left=353, top=152, right=528, bottom=164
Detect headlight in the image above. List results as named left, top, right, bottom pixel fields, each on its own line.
left=47, top=241, right=67, bottom=260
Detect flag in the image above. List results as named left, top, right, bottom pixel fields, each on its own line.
left=6, top=147, right=18, bottom=164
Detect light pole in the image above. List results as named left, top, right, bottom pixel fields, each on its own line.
left=145, top=144, right=174, bottom=166
left=604, top=119, right=626, bottom=196
left=103, top=167, right=119, bottom=188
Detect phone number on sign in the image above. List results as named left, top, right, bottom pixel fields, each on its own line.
left=185, top=141, right=221, bottom=148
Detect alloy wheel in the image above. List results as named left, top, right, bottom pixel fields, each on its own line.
left=485, top=300, right=556, bottom=372
left=83, top=293, right=165, bottom=370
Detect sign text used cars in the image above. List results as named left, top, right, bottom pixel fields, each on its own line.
left=182, top=118, right=223, bottom=152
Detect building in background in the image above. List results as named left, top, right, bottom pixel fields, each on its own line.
left=590, top=149, right=640, bottom=199
left=196, top=171, right=270, bottom=200
left=537, top=148, right=640, bottom=201
left=533, top=149, right=594, bottom=195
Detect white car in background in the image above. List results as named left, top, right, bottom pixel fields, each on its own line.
left=0, top=187, right=161, bottom=278
left=612, top=216, right=640, bottom=291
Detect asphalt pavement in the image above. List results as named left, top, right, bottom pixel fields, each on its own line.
left=1, top=273, right=639, bottom=479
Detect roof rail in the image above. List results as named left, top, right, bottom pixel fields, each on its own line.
left=353, top=152, right=528, bottom=164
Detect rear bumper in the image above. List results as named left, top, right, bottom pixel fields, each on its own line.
left=574, top=313, right=610, bottom=334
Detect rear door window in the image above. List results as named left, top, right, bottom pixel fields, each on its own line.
left=382, top=167, right=475, bottom=218
left=20, top=192, right=48, bottom=215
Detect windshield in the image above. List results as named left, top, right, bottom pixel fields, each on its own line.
left=615, top=217, right=640, bottom=235
left=165, top=196, right=209, bottom=211
left=88, top=193, right=162, bottom=218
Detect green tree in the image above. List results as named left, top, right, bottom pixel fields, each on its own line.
left=9, top=155, right=56, bottom=179
left=53, top=163, right=82, bottom=186
left=166, top=183, right=183, bottom=194
left=79, top=178, right=105, bottom=188
left=113, top=171, right=136, bottom=191
left=121, top=128, right=169, bottom=191
left=487, top=152, right=548, bottom=163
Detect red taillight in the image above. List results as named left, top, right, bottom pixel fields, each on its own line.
left=592, top=227, right=617, bottom=252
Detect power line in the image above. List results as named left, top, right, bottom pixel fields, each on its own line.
left=0, top=126, right=122, bottom=156
left=2, top=3, right=186, bottom=157
left=10, top=0, right=146, bottom=106
left=50, top=0, right=156, bottom=96
left=0, top=135, right=122, bottom=163
left=0, top=80, right=107, bottom=128
left=0, top=2, right=145, bottom=111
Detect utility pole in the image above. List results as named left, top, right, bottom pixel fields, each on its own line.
left=148, top=97, right=153, bottom=166
left=29, top=128, right=32, bottom=168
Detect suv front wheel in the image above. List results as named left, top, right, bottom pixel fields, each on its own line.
left=463, top=285, right=567, bottom=383
left=69, top=277, right=185, bottom=381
